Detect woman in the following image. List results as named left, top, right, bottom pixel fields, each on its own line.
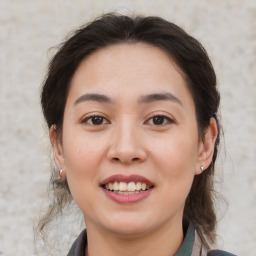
left=39, top=13, right=236, bottom=256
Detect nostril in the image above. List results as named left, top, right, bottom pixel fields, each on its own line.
left=111, top=157, right=140, bottom=163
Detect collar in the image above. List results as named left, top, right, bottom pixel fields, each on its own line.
left=67, top=221, right=205, bottom=256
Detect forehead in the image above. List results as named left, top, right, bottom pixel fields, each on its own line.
left=72, top=42, right=184, bottom=83
left=68, top=42, right=193, bottom=108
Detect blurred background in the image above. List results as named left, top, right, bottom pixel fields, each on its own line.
left=0, top=0, right=255, bottom=255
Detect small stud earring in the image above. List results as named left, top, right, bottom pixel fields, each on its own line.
left=200, top=166, right=204, bottom=171
left=59, top=169, right=63, bottom=179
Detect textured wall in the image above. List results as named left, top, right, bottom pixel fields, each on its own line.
left=0, top=1, right=255, bottom=255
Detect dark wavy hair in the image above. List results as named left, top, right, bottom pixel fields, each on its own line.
left=39, top=12, right=221, bottom=245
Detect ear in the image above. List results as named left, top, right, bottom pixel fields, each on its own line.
left=49, top=125, right=65, bottom=172
left=195, top=117, right=218, bottom=175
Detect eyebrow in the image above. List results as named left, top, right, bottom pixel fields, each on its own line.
left=74, top=93, right=114, bottom=105
left=138, top=92, right=183, bottom=106
left=74, top=92, right=183, bottom=106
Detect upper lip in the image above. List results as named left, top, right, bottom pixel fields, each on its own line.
left=101, top=174, right=154, bottom=186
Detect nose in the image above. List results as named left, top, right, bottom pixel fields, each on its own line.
left=107, top=122, right=147, bottom=165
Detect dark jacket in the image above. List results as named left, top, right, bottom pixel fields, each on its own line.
left=67, top=222, right=236, bottom=256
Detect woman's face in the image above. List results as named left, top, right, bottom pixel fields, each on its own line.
left=53, top=43, right=210, bottom=236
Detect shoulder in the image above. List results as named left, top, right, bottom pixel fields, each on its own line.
left=207, top=249, right=237, bottom=256
left=67, top=229, right=87, bottom=256
left=189, top=221, right=237, bottom=256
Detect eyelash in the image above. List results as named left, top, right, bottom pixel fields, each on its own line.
left=82, top=115, right=109, bottom=126
left=82, top=114, right=174, bottom=126
left=145, top=115, right=174, bottom=126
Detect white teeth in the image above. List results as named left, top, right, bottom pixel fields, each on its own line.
left=127, top=182, right=136, bottom=192
left=109, top=183, right=113, bottom=190
left=115, top=191, right=140, bottom=195
left=141, top=183, right=147, bottom=191
left=113, top=181, right=119, bottom=191
left=136, top=182, right=142, bottom=190
left=104, top=181, right=151, bottom=192
left=119, top=182, right=128, bottom=191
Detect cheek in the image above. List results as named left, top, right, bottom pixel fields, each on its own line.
left=154, top=145, right=196, bottom=212
left=61, top=130, right=105, bottom=190
left=61, top=133, right=103, bottom=211
left=151, top=132, right=199, bottom=168
left=63, top=129, right=103, bottom=165
left=151, top=133, right=198, bottom=194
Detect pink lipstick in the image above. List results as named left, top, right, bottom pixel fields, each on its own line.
left=100, top=174, right=154, bottom=204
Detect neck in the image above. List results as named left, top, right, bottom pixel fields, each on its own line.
left=85, top=219, right=184, bottom=256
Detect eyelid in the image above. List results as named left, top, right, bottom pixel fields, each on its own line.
left=81, top=113, right=110, bottom=125
left=144, top=114, right=175, bottom=125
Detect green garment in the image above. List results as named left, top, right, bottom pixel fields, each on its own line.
left=67, top=221, right=236, bottom=256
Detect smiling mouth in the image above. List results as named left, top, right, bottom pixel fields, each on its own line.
left=102, top=181, right=154, bottom=195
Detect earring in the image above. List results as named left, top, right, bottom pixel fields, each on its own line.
left=59, top=169, right=64, bottom=179
left=200, top=166, right=204, bottom=171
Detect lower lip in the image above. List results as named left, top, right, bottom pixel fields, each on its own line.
left=102, top=188, right=153, bottom=204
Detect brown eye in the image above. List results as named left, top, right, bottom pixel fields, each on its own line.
left=147, top=115, right=173, bottom=126
left=83, top=115, right=109, bottom=125
left=152, top=116, right=165, bottom=125
left=91, top=116, right=104, bottom=125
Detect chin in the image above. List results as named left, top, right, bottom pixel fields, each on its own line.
left=99, top=214, right=156, bottom=238
left=107, top=224, right=151, bottom=238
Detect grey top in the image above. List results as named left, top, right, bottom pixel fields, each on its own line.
left=67, top=221, right=236, bottom=256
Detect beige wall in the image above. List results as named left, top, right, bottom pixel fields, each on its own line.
left=0, top=0, right=255, bottom=255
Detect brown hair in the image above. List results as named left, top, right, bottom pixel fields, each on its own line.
left=39, top=13, right=221, bottom=245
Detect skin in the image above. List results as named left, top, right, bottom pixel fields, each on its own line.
left=51, top=43, right=218, bottom=256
